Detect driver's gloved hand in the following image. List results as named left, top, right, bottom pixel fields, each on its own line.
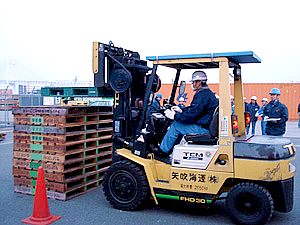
left=171, top=106, right=182, bottom=113
left=164, top=109, right=175, bottom=120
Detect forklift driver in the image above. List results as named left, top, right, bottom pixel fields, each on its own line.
left=155, top=71, right=218, bottom=157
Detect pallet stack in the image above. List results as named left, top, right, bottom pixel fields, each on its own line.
left=12, top=106, right=113, bottom=200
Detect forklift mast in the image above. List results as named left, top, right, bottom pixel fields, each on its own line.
left=93, top=41, right=155, bottom=154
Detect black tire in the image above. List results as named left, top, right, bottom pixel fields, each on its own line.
left=226, top=182, right=274, bottom=225
left=102, top=160, right=149, bottom=210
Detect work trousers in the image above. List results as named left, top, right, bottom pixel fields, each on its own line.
left=160, top=121, right=210, bottom=154
left=250, top=121, right=257, bottom=135
left=261, top=120, right=267, bottom=135
left=247, top=121, right=257, bottom=135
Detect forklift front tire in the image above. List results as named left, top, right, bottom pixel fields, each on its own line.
left=226, top=182, right=274, bottom=225
left=103, top=160, right=149, bottom=211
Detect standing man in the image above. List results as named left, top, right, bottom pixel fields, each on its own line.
left=146, top=93, right=163, bottom=122
left=298, top=102, right=300, bottom=128
left=152, top=93, right=163, bottom=112
left=244, top=97, right=249, bottom=112
left=230, top=95, right=234, bottom=114
left=244, top=97, right=250, bottom=134
left=256, top=98, right=268, bottom=135
left=177, top=97, right=186, bottom=110
left=264, top=88, right=288, bottom=136
left=247, top=96, right=260, bottom=135
left=155, top=71, right=218, bottom=156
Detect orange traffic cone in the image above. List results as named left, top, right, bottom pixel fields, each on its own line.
left=22, top=166, right=61, bottom=225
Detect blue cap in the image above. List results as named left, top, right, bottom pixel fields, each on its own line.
left=156, top=93, right=162, bottom=98
left=269, top=88, right=280, bottom=95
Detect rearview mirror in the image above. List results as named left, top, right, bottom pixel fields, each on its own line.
left=148, top=92, right=155, bottom=106
left=179, top=81, right=186, bottom=95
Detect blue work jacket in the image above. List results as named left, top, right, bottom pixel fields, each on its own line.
left=247, top=102, right=260, bottom=122
left=257, top=105, right=267, bottom=119
left=264, top=100, right=288, bottom=136
left=174, top=86, right=218, bottom=129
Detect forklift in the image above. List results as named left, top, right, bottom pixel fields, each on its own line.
left=93, top=42, right=296, bottom=224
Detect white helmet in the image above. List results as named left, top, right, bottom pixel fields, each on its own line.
left=243, top=97, right=246, bottom=101
left=215, top=94, right=219, bottom=99
left=251, top=96, right=257, bottom=101
left=230, top=95, right=234, bottom=99
left=179, top=97, right=185, bottom=102
left=190, top=71, right=207, bottom=82
left=261, top=97, right=268, bottom=102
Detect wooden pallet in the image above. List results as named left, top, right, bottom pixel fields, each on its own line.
left=13, top=143, right=112, bottom=162
left=14, top=175, right=105, bottom=201
left=13, top=128, right=113, bottom=145
left=13, top=164, right=111, bottom=183
left=14, top=112, right=113, bottom=127
left=13, top=150, right=112, bottom=173
left=13, top=136, right=112, bottom=155
left=14, top=120, right=113, bottom=135
left=12, top=105, right=112, bottom=116
left=12, top=105, right=113, bottom=200
left=14, top=165, right=109, bottom=193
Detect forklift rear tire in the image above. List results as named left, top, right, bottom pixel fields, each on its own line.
left=103, top=160, right=149, bottom=211
left=226, top=182, right=274, bottom=225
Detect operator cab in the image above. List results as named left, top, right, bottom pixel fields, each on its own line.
left=143, top=51, right=261, bottom=165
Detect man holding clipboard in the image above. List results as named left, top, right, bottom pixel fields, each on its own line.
left=263, top=88, right=288, bottom=136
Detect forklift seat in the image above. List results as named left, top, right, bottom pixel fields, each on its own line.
left=184, top=107, right=219, bottom=145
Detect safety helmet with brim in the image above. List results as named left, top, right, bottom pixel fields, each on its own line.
left=190, top=71, right=207, bottom=82
left=269, top=88, right=280, bottom=95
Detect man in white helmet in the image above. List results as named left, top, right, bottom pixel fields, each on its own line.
left=177, top=97, right=186, bottom=110
left=156, top=71, right=219, bottom=157
left=256, top=98, right=268, bottom=135
left=247, top=96, right=260, bottom=135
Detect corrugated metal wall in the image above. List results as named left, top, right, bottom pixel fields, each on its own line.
left=160, top=83, right=300, bottom=121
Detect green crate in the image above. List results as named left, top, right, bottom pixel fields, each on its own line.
left=41, top=87, right=113, bottom=98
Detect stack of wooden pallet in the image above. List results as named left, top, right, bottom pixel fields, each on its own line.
left=12, top=106, right=113, bottom=200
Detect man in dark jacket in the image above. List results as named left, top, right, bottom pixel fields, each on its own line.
left=157, top=71, right=218, bottom=156
left=264, top=88, right=288, bottom=136
left=146, top=93, right=163, bottom=122
left=247, top=96, right=260, bottom=135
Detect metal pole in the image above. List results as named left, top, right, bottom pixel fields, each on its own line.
left=4, top=85, right=9, bottom=127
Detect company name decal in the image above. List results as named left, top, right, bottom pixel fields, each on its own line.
left=172, top=171, right=219, bottom=184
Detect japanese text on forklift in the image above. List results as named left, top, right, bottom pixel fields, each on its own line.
left=93, top=41, right=296, bottom=225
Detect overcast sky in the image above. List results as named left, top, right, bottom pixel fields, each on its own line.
left=0, top=0, right=299, bottom=84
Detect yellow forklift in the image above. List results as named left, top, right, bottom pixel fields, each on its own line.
left=93, top=42, right=296, bottom=224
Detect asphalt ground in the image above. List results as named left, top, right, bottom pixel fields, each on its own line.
left=0, top=121, right=300, bottom=225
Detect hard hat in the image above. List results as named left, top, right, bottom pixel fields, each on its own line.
left=262, top=98, right=268, bottom=102
left=215, top=94, right=219, bottom=99
left=156, top=93, right=162, bottom=98
left=269, top=88, right=280, bottom=95
left=190, top=71, right=207, bottom=82
left=179, top=97, right=184, bottom=102
left=243, top=97, right=246, bottom=101
left=251, top=96, right=257, bottom=101
left=230, top=95, right=234, bottom=99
